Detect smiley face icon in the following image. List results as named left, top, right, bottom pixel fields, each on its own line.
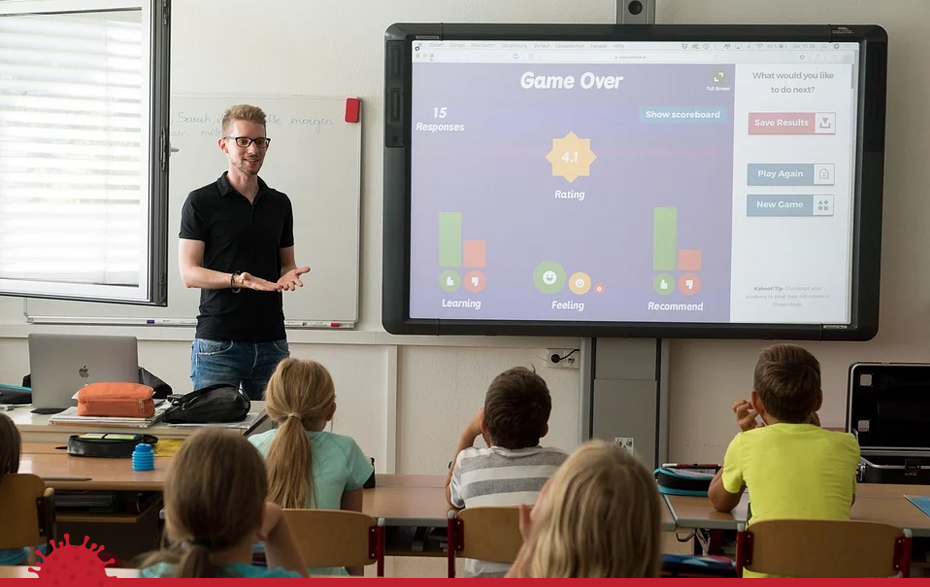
left=533, top=261, right=566, bottom=294
left=569, top=272, right=591, bottom=295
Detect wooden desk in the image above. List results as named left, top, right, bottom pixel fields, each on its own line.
left=0, top=566, right=139, bottom=578
left=853, top=496, right=930, bottom=536
left=375, top=474, right=446, bottom=489
left=666, top=484, right=930, bottom=537
left=362, top=485, right=449, bottom=526
left=19, top=450, right=169, bottom=491
left=665, top=494, right=749, bottom=530
left=364, top=474, right=676, bottom=532
left=19, top=451, right=678, bottom=533
left=22, top=442, right=70, bottom=454
left=8, top=402, right=270, bottom=443
left=854, top=483, right=930, bottom=499
left=20, top=452, right=446, bottom=498
left=19, top=450, right=448, bottom=525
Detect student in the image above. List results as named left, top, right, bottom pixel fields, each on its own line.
left=446, top=366, right=568, bottom=578
left=708, top=343, right=860, bottom=576
left=139, top=429, right=307, bottom=578
left=248, top=358, right=373, bottom=575
left=506, top=440, right=662, bottom=578
left=0, top=412, right=36, bottom=567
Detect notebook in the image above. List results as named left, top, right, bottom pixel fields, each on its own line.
left=47, top=404, right=167, bottom=428
left=906, top=495, right=930, bottom=518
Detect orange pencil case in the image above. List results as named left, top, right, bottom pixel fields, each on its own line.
left=76, top=382, right=156, bottom=418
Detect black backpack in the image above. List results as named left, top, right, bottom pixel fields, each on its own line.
left=163, top=384, right=250, bottom=424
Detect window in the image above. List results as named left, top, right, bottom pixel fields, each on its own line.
left=0, top=0, right=169, bottom=304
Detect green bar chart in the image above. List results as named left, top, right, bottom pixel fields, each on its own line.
left=439, top=212, right=463, bottom=268
left=653, top=207, right=677, bottom=271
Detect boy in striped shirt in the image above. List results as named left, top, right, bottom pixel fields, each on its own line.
left=445, top=367, right=568, bottom=577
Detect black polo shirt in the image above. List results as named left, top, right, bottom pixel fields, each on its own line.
left=180, top=172, right=294, bottom=342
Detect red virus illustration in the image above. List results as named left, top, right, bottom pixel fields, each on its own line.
left=29, top=534, right=115, bottom=586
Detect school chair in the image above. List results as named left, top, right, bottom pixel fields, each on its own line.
left=0, top=474, right=55, bottom=551
left=446, top=506, right=523, bottom=578
left=282, top=509, right=385, bottom=577
left=735, top=519, right=912, bottom=578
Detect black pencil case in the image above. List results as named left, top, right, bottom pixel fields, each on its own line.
left=67, top=433, right=157, bottom=458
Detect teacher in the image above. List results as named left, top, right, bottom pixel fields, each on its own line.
left=178, top=104, right=310, bottom=400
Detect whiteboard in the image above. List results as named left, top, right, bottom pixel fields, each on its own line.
left=26, top=95, right=361, bottom=327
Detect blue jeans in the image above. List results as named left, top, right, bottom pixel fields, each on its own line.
left=190, top=339, right=290, bottom=400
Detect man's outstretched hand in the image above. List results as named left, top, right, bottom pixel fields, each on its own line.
left=278, top=267, right=311, bottom=291
left=236, top=271, right=283, bottom=292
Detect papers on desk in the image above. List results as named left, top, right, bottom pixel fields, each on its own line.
left=906, top=495, right=930, bottom=518
left=163, top=411, right=263, bottom=430
left=48, top=405, right=167, bottom=428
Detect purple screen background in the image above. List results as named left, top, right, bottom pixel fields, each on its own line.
left=409, top=62, right=735, bottom=322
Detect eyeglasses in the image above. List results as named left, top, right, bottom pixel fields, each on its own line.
left=225, top=136, right=271, bottom=148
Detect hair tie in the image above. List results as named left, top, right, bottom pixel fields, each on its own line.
left=189, top=537, right=212, bottom=549
left=286, top=412, right=301, bottom=420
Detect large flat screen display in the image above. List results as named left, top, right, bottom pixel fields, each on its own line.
left=383, top=24, right=887, bottom=339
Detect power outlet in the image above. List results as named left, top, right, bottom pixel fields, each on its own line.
left=614, top=437, right=635, bottom=454
left=546, top=348, right=579, bottom=369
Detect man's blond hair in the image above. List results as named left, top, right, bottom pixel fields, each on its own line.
left=221, top=104, right=266, bottom=135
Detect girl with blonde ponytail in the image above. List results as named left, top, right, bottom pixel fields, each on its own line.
left=506, top=439, right=662, bottom=578
left=248, top=358, right=374, bottom=575
left=139, top=429, right=307, bottom=578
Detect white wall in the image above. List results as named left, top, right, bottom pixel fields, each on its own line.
left=1, top=0, right=927, bottom=471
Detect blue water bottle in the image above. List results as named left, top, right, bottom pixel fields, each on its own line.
left=132, top=443, right=154, bottom=471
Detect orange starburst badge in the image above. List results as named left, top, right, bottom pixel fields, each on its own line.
left=545, top=131, right=597, bottom=183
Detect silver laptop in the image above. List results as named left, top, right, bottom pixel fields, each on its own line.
left=28, top=334, right=139, bottom=413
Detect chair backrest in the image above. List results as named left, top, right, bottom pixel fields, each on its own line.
left=737, top=519, right=911, bottom=578
left=283, top=509, right=381, bottom=570
left=454, top=506, right=523, bottom=563
left=0, top=474, right=55, bottom=549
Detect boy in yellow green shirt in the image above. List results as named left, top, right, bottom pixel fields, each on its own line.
left=709, top=344, right=860, bottom=524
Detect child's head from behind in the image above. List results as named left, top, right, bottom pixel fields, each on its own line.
left=264, top=358, right=336, bottom=508
left=0, top=412, right=20, bottom=474
left=264, top=358, right=335, bottom=427
left=484, top=367, right=551, bottom=449
left=520, top=440, right=661, bottom=578
left=753, top=343, right=822, bottom=423
left=161, top=429, right=267, bottom=576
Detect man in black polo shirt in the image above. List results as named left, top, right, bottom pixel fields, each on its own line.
left=178, top=104, right=310, bottom=400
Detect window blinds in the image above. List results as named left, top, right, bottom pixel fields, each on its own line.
left=0, top=10, right=144, bottom=286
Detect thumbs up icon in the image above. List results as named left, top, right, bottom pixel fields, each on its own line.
left=439, top=270, right=460, bottom=292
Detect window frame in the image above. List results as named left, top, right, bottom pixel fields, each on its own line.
left=0, top=0, right=170, bottom=305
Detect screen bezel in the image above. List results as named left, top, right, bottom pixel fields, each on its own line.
left=383, top=23, right=887, bottom=340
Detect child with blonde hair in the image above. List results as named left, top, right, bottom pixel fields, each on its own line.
left=248, top=358, right=373, bottom=575
left=140, top=429, right=307, bottom=578
left=507, top=439, right=662, bottom=578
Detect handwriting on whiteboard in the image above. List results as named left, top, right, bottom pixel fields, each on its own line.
left=171, top=111, right=335, bottom=136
